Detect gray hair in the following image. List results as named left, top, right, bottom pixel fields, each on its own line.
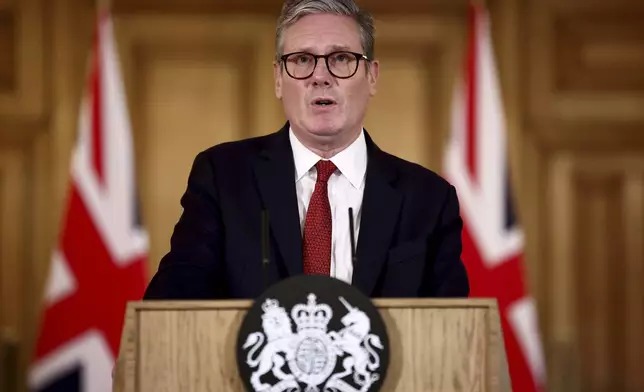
left=275, top=0, right=375, bottom=62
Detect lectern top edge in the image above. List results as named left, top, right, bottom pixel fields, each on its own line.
left=375, top=297, right=497, bottom=309
left=128, top=299, right=254, bottom=311
left=126, top=297, right=497, bottom=311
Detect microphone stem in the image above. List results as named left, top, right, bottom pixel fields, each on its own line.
left=262, top=210, right=270, bottom=291
left=349, top=208, right=357, bottom=267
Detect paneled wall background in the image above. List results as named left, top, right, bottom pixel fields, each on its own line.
left=0, top=0, right=643, bottom=391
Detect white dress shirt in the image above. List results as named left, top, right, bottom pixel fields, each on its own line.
left=289, top=128, right=367, bottom=284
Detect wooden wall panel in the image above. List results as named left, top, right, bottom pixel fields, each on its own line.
left=363, top=18, right=463, bottom=171
left=0, top=1, right=48, bottom=391
left=0, top=133, right=51, bottom=392
left=0, top=143, right=28, bottom=392
left=0, top=0, right=45, bottom=122
left=366, top=45, right=434, bottom=167
left=526, top=0, right=644, bottom=390
left=547, top=155, right=644, bottom=391
left=555, top=12, right=644, bottom=92
left=135, top=43, right=268, bottom=272
left=528, top=1, right=644, bottom=125
left=0, top=9, right=14, bottom=92
left=0, top=147, right=26, bottom=343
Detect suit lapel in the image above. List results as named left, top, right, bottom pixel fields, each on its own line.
left=352, top=132, right=403, bottom=296
left=253, top=124, right=304, bottom=277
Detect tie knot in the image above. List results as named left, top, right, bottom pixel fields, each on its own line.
left=315, top=160, right=337, bottom=183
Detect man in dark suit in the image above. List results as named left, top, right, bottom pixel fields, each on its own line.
left=143, top=0, right=469, bottom=300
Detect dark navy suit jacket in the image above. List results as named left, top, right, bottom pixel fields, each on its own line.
left=143, top=123, right=469, bottom=300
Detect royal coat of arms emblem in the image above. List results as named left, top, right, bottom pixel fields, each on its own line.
left=236, top=275, right=389, bottom=392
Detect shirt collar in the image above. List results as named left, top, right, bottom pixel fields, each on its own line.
left=289, top=127, right=367, bottom=189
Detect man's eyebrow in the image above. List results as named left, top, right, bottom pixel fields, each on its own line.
left=290, top=44, right=354, bottom=53
left=328, top=44, right=352, bottom=52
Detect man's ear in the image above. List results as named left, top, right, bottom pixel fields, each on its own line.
left=274, top=61, right=283, bottom=99
left=367, top=60, right=379, bottom=97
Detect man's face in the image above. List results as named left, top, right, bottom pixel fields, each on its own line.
left=274, top=13, right=379, bottom=144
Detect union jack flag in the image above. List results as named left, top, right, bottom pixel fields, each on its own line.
left=29, top=10, right=148, bottom=392
left=444, top=3, right=547, bottom=392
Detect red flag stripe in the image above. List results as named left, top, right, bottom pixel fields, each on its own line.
left=465, top=2, right=479, bottom=183
left=91, top=26, right=104, bottom=185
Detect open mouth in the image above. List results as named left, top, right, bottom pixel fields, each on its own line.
left=312, top=98, right=337, bottom=106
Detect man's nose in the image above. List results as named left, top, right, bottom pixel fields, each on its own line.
left=311, top=60, right=333, bottom=85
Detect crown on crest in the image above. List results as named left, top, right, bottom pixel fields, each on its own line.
left=261, top=298, right=288, bottom=318
left=291, top=293, right=332, bottom=333
left=262, top=298, right=280, bottom=312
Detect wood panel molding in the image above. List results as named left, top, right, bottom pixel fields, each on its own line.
left=114, top=16, right=281, bottom=145
left=364, top=41, right=444, bottom=169
left=362, top=16, right=464, bottom=170
left=0, top=0, right=45, bottom=123
left=0, top=143, right=29, bottom=392
left=114, top=15, right=284, bottom=134
left=527, top=1, right=644, bottom=126
left=132, top=43, right=264, bottom=269
left=555, top=11, right=644, bottom=93
left=0, top=146, right=27, bottom=337
left=0, top=9, right=14, bottom=92
left=532, top=121, right=644, bottom=151
left=0, top=133, right=51, bottom=392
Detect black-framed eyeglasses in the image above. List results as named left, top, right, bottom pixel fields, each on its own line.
left=279, top=51, right=369, bottom=80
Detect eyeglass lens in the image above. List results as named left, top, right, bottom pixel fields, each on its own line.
left=284, top=52, right=359, bottom=79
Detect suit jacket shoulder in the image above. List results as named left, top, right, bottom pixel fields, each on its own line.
left=197, top=131, right=275, bottom=168
left=377, top=149, right=456, bottom=211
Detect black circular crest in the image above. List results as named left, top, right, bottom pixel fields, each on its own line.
left=236, top=275, right=390, bottom=392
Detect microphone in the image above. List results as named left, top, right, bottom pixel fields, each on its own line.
left=348, top=208, right=357, bottom=268
left=261, top=209, right=270, bottom=291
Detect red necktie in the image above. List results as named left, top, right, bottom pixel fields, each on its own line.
left=303, top=160, right=337, bottom=275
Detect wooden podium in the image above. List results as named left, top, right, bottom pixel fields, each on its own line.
left=112, top=298, right=511, bottom=392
